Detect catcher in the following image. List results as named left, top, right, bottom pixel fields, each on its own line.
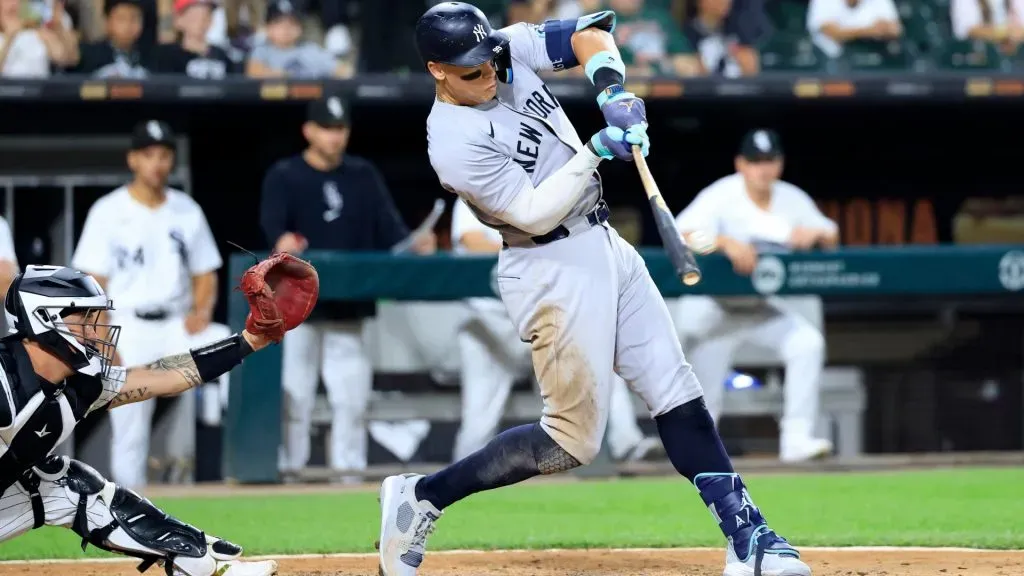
left=0, top=254, right=317, bottom=576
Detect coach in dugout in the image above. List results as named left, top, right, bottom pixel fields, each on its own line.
left=261, top=94, right=436, bottom=482
left=671, top=129, right=838, bottom=463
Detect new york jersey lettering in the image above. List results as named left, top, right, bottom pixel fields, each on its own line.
left=513, top=122, right=544, bottom=174
left=521, top=86, right=561, bottom=119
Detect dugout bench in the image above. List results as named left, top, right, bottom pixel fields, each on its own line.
left=225, top=246, right=1024, bottom=483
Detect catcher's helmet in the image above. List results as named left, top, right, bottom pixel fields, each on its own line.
left=4, top=266, right=120, bottom=379
left=415, top=2, right=512, bottom=80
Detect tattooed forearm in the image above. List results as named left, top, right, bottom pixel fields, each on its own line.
left=111, top=386, right=149, bottom=406
left=143, top=353, right=204, bottom=389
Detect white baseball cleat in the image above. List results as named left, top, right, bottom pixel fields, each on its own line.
left=779, top=436, right=833, bottom=463
left=216, top=559, right=279, bottom=576
left=722, top=525, right=811, bottom=576
left=377, top=473, right=442, bottom=576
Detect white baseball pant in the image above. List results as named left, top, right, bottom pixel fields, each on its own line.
left=109, top=316, right=232, bottom=489
left=454, top=297, right=648, bottom=461
left=496, top=223, right=704, bottom=464
left=671, top=295, right=826, bottom=440
left=279, top=320, right=372, bottom=472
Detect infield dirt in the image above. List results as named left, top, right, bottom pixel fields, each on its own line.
left=2, top=548, right=1021, bottom=576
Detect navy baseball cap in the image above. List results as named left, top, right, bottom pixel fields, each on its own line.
left=266, top=0, right=303, bottom=23
left=307, top=95, right=350, bottom=128
left=739, top=129, right=783, bottom=161
left=130, top=120, right=175, bottom=151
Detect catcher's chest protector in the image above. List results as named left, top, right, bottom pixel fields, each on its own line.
left=0, top=341, right=103, bottom=493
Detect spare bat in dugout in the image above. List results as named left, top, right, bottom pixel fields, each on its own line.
left=632, top=146, right=702, bottom=286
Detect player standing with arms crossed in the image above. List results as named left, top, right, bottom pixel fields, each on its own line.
left=73, top=120, right=225, bottom=488
left=377, top=4, right=812, bottom=576
left=672, top=129, right=837, bottom=463
left=0, top=254, right=317, bottom=576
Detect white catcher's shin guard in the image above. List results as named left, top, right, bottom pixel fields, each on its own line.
left=21, top=457, right=277, bottom=576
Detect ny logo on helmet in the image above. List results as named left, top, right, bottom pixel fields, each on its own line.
left=473, top=24, right=486, bottom=42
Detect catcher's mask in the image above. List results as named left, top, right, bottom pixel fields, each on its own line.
left=4, top=266, right=121, bottom=379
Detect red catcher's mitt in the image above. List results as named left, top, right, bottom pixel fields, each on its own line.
left=239, top=253, right=319, bottom=343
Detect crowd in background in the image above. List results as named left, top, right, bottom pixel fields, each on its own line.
left=2, top=0, right=1023, bottom=79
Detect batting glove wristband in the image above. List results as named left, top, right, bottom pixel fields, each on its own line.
left=598, top=85, right=649, bottom=133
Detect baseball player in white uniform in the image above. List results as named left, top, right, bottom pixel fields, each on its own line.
left=377, top=5, right=812, bottom=576
left=673, top=129, right=838, bottom=463
left=450, top=198, right=663, bottom=462
left=72, top=120, right=226, bottom=489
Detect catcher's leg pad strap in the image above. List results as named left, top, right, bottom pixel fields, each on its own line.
left=190, top=333, right=254, bottom=384
left=34, top=458, right=236, bottom=576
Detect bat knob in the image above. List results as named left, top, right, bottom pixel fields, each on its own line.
left=683, top=272, right=702, bottom=286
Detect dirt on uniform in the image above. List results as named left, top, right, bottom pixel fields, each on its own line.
left=2, top=549, right=1021, bottom=576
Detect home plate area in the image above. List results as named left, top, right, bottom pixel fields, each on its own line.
left=2, top=548, right=1022, bottom=576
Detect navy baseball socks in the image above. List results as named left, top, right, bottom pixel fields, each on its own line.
left=414, top=422, right=578, bottom=510
left=656, top=398, right=810, bottom=576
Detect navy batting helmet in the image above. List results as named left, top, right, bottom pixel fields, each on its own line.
left=415, top=2, right=512, bottom=79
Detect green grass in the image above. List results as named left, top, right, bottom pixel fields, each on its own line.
left=3, top=468, right=1022, bottom=561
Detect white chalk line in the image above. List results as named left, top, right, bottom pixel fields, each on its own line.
left=1, top=546, right=1018, bottom=566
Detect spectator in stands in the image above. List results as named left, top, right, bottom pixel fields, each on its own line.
left=951, top=0, right=1024, bottom=53
left=153, top=0, right=236, bottom=77
left=261, top=94, right=436, bottom=483
left=450, top=198, right=665, bottom=464
left=608, top=0, right=703, bottom=76
left=0, top=0, right=78, bottom=77
left=74, top=0, right=150, bottom=77
left=245, top=0, right=348, bottom=78
left=683, top=0, right=768, bottom=76
left=807, top=0, right=902, bottom=58
left=317, top=0, right=354, bottom=72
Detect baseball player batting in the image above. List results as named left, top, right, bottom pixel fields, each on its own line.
left=0, top=254, right=317, bottom=576
left=377, top=4, right=812, bottom=576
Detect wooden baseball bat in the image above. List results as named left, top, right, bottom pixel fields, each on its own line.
left=632, top=146, right=702, bottom=286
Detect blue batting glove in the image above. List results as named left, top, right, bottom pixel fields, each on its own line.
left=588, top=126, right=649, bottom=162
left=598, top=84, right=648, bottom=133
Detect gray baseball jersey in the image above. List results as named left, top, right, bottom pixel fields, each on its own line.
left=427, top=23, right=602, bottom=246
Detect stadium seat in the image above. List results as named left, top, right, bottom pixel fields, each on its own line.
left=839, top=39, right=915, bottom=70
left=898, top=0, right=948, bottom=54
left=766, top=0, right=808, bottom=33
left=937, top=39, right=1007, bottom=70
left=760, top=32, right=830, bottom=72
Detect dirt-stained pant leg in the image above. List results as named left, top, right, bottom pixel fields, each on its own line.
left=496, top=225, right=618, bottom=465
left=609, top=227, right=705, bottom=417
